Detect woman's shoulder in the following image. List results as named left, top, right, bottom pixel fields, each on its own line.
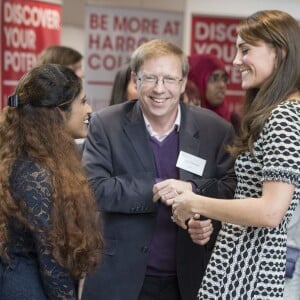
left=280, top=97, right=300, bottom=107
left=268, top=99, right=300, bottom=123
left=10, top=157, right=52, bottom=224
left=12, top=156, right=49, bottom=178
left=10, top=156, right=51, bottom=196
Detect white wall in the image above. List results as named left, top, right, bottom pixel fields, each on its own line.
left=62, top=0, right=300, bottom=54
left=61, top=25, right=85, bottom=54
left=61, top=0, right=185, bottom=56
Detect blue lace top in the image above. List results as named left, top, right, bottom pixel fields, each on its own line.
left=0, top=157, right=76, bottom=299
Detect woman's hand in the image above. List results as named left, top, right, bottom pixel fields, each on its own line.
left=172, top=190, right=197, bottom=229
left=153, top=179, right=193, bottom=205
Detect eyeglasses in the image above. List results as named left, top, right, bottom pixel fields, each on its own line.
left=208, top=73, right=229, bottom=84
left=137, top=74, right=183, bottom=88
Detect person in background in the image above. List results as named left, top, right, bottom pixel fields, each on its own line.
left=81, top=38, right=236, bottom=300
left=36, top=45, right=84, bottom=79
left=109, top=63, right=138, bottom=105
left=0, top=64, right=103, bottom=300
left=171, top=10, right=300, bottom=299
left=284, top=203, right=300, bottom=300
left=188, top=53, right=241, bottom=131
left=181, top=79, right=202, bottom=106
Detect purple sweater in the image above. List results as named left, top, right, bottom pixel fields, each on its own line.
left=146, top=129, right=179, bottom=276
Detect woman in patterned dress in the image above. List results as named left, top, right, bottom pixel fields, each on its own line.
left=171, top=10, right=300, bottom=299
left=0, top=64, right=104, bottom=299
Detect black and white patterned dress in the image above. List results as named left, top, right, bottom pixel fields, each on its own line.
left=198, top=100, right=300, bottom=299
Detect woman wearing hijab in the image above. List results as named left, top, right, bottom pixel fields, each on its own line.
left=188, top=54, right=240, bottom=129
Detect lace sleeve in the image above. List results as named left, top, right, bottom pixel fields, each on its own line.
left=11, top=159, right=76, bottom=299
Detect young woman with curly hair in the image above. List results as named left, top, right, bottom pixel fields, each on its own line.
left=0, top=64, right=104, bottom=300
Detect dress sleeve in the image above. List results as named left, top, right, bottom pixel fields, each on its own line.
left=261, top=102, right=300, bottom=186
left=12, top=160, right=76, bottom=300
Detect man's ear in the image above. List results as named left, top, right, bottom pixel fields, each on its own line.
left=180, top=77, right=188, bottom=94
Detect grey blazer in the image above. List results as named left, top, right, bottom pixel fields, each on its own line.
left=82, top=101, right=236, bottom=300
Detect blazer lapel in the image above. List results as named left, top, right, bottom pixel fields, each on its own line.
left=123, top=102, right=156, bottom=172
left=178, top=128, right=202, bottom=180
left=178, top=104, right=203, bottom=180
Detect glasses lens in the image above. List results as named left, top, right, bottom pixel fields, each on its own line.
left=139, top=75, right=182, bottom=87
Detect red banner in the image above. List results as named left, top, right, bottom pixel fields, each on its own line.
left=0, top=0, right=61, bottom=109
left=190, top=15, right=244, bottom=114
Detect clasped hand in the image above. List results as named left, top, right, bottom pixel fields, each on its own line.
left=153, top=180, right=199, bottom=227
left=152, top=179, right=193, bottom=206
left=171, top=190, right=197, bottom=229
left=171, top=190, right=213, bottom=244
left=153, top=180, right=213, bottom=244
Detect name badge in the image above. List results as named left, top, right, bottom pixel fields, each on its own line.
left=176, top=151, right=206, bottom=176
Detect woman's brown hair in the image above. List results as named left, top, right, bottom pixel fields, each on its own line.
left=230, top=10, right=300, bottom=156
left=109, top=63, right=133, bottom=105
left=36, top=45, right=83, bottom=67
left=0, top=64, right=103, bottom=279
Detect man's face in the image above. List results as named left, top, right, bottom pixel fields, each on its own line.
left=133, top=55, right=186, bottom=126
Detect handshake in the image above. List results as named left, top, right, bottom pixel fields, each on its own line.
left=152, top=179, right=213, bottom=245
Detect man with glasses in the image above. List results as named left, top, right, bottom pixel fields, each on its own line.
left=82, top=39, right=236, bottom=300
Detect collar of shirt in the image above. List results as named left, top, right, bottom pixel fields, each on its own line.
left=143, top=105, right=181, bottom=142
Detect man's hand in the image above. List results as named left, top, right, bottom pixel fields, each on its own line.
left=153, top=179, right=193, bottom=206
left=187, top=214, right=213, bottom=245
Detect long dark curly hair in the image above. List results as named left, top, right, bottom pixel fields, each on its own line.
left=0, top=64, right=103, bottom=279
left=229, top=10, right=300, bottom=156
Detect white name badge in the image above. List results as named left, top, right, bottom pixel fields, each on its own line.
left=176, top=151, right=206, bottom=176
